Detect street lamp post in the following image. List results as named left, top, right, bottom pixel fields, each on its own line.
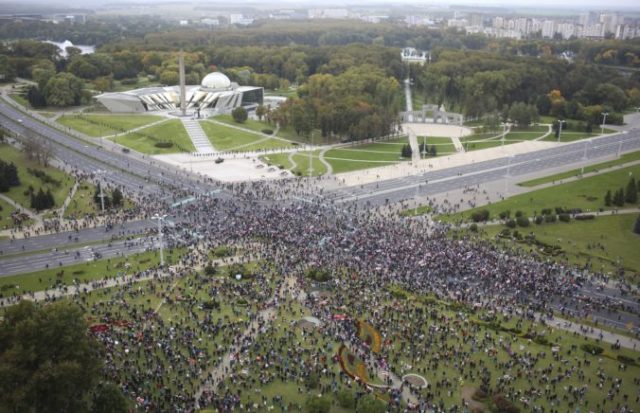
left=601, top=112, right=609, bottom=135
left=580, top=139, right=592, bottom=176
left=307, top=131, right=314, bottom=177
left=557, top=120, right=566, bottom=142
left=504, top=156, right=513, bottom=195
left=152, top=213, right=168, bottom=266
left=95, top=170, right=107, bottom=213
left=422, top=135, right=426, bottom=159
left=500, top=122, right=507, bottom=147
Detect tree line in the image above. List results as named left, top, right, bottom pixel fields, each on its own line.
left=604, top=177, right=639, bottom=207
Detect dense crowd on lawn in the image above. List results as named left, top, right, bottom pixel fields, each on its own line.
left=4, top=178, right=639, bottom=412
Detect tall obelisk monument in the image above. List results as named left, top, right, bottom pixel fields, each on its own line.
left=179, top=50, right=186, bottom=116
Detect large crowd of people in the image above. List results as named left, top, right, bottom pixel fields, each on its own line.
left=2, top=175, right=639, bottom=412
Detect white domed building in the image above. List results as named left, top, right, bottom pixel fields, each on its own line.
left=96, top=72, right=263, bottom=115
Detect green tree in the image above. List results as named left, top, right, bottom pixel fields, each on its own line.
left=111, top=187, right=123, bottom=207
left=356, top=394, right=386, bottom=413
left=44, top=72, right=84, bottom=107
left=231, top=106, right=248, bottom=123
left=91, top=382, right=128, bottom=413
left=337, top=389, right=356, bottom=408
left=305, top=395, right=331, bottom=413
left=625, top=177, right=638, bottom=203
left=255, top=104, right=267, bottom=121
left=604, top=189, right=612, bottom=207
left=0, top=301, right=102, bottom=413
left=634, top=214, right=640, bottom=235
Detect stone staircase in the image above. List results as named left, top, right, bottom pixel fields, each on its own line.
left=182, top=119, right=215, bottom=153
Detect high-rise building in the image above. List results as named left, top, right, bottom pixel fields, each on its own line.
left=542, top=20, right=555, bottom=38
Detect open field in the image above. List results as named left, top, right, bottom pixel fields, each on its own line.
left=441, top=164, right=640, bottom=221
left=291, top=151, right=327, bottom=176
left=259, top=153, right=295, bottom=170
left=480, top=214, right=640, bottom=275
left=542, top=128, right=617, bottom=143
left=63, top=181, right=134, bottom=219
left=213, top=114, right=275, bottom=134
left=416, top=136, right=456, bottom=154
left=57, top=114, right=163, bottom=137
left=520, top=150, right=640, bottom=187
left=460, top=126, right=549, bottom=151
left=201, top=120, right=294, bottom=152
left=115, top=119, right=194, bottom=154
left=0, top=143, right=75, bottom=210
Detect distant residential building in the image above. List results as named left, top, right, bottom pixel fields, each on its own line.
left=447, top=19, right=467, bottom=28
left=201, top=18, right=220, bottom=26
left=492, top=17, right=504, bottom=29
left=308, top=9, right=349, bottom=19
left=542, top=20, right=555, bottom=38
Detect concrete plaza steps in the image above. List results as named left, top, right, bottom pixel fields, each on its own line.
left=182, top=119, right=215, bottom=153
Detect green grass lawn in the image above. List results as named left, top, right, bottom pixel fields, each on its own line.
left=9, top=93, right=30, bottom=108
left=260, top=153, right=295, bottom=170
left=0, top=249, right=184, bottom=295
left=214, top=114, right=275, bottom=134
left=481, top=214, right=640, bottom=275
left=201, top=121, right=292, bottom=152
left=291, top=151, right=327, bottom=176
left=520, top=150, right=640, bottom=187
left=63, top=181, right=135, bottom=219
left=441, top=164, right=640, bottom=221
left=0, top=143, right=75, bottom=210
left=115, top=119, right=194, bottom=154
left=417, top=136, right=456, bottom=154
left=542, top=128, right=617, bottom=143
left=57, top=114, right=163, bottom=137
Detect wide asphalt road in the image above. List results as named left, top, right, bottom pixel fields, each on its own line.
left=0, top=100, right=217, bottom=197
left=326, top=130, right=640, bottom=207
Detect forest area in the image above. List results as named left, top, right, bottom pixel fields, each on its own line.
left=1, top=18, right=639, bottom=140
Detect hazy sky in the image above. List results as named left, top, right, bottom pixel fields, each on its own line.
left=1, top=0, right=639, bottom=11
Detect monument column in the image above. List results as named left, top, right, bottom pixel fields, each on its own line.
left=179, top=50, right=186, bottom=116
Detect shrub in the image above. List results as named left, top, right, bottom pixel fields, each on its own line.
left=231, top=106, right=248, bottom=123
left=515, top=210, right=523, bottom=218
left=533, top=336, right=549, bottom=346
left=261, top=129, right=273, bottom=135
left=498, top=228, right=511, bottom=238
left=305, top=395, right=331, bottom=413
left=471, top=209, right=490, bottom=222
left=505, top=219, right=516, bottom=229
left=154, top=142, right=173, bottom=148
left=498, top=210, right=511, bottom=220
left=544, top=214, right=557, bottom=223
left=492, top=394, right=521, bottom=413
left=540, top=208, right=553, bottom=215
left=516, top=216, right=530, bottom=227
left=555, top=207, right=566, bottom=214
left=304, top=372, right=320, bottom=389
left=469, top=223, right=478, bottom=232
left=204, top=264, right=217, bottom=275
left=575, top=214, right=595, bottom=221
left=534, top=216, right=544, bottom=225
left=337, top=390, right=356, bottom=408
left=558, top=213, right=571, bottom=222
left=120, top=78, right=138, bottom=85
left=306, top=268, right=331, bottom=282
left=580, top=343, right=604, bottom=355
left=616, top=355, right=637, bottom=366
left=202, top=300, right=219, bottom=310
